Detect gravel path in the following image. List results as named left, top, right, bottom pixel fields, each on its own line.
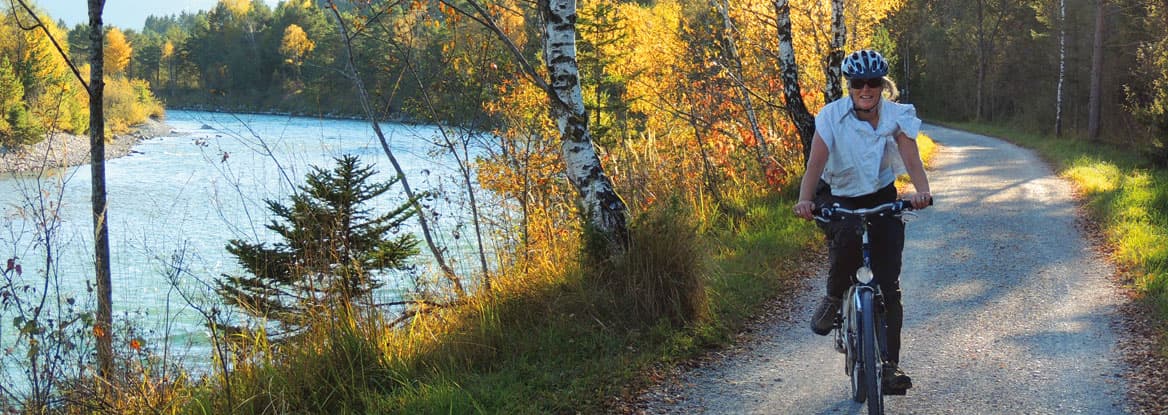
left=635, top=124, right=1129, bottom=414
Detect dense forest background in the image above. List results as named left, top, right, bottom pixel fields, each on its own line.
left=5, top=0, right=1166, bottom=157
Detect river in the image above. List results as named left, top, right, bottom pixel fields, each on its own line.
left=0, top=110, right=495, bottom=374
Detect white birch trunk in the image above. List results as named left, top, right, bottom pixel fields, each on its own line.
left=774, top=0, right=816, bottom=163
left=824, top=0, right=846, bottom=103
left=542, top=0, right=629, bottom=252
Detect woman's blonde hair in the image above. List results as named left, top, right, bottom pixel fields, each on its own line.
left=881, top=76, right=900, bottom=101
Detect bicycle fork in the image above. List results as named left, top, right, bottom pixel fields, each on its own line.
left=859, top=219, right=891, bottom=372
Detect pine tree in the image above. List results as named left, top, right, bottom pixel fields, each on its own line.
left=217, top=155, right=420, bottom=336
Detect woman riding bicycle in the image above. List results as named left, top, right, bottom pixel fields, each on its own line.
left=792, top=49, right=932, bottom=391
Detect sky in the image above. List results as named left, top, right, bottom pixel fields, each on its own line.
left=33, top=0, right=278, bottom=31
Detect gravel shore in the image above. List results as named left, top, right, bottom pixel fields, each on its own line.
left=0, top=117, right=173, bottom=174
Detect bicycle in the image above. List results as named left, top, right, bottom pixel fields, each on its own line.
left=814, top=199, right=926, bottom=414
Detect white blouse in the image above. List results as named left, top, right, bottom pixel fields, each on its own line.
left=814, top=97, right=922, bottom=197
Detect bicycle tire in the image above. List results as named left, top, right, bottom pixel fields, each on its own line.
left=860, top=290, right=884, bottom=414
left=847, top=300, right=864, bottom=403
left=850, top=335, right=864, bottom=402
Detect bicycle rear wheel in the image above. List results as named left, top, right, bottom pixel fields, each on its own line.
left=859, top=290, right=884, bottom=414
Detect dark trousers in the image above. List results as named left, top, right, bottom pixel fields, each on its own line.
left=816, top=181, right=905, bottom=364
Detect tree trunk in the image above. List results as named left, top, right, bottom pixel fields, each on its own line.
left=824, top=0, right=846, bottom=103
left=542, top=0, right=629, bottom=253
left=774, top=0, right=816, bottom=164
left=1087, top=0, right=1105, bottom=141
left=87, top=0, right=113, bottom=380
left=975, top=0, right=986, bottom=121
left=1055, top=0, right=1066, bottom=137
left=442, top=0, right=630, bottom=255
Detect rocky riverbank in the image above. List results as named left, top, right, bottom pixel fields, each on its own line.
left=0, top=117, right=173, bottom=174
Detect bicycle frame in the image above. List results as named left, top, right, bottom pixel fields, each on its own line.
left=835, top=210, right=888, bottom=410
left=816, top=200, right=921, bottom=413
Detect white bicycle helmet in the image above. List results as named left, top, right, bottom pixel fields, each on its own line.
left=841, top=50, right=889, bottom=79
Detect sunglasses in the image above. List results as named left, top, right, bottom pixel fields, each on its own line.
left=849, top=78, right=883, bottom=89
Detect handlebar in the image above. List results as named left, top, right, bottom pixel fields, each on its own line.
left=813, top=198, right=933, bottom=223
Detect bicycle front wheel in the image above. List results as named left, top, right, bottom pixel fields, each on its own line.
left=859, top=290, right=884, bottom=414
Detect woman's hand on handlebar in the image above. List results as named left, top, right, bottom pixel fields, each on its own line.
left=908, top=192, right=932, bottom=210
left=793, top=200, right=815, bottom=220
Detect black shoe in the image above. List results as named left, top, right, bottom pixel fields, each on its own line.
left=810, top=296, right=841, bottom=336
left=882, top=365, right=913, bottom=390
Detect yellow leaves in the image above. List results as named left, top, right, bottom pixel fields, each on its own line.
left=279, top=24, right=316, bottom=65
left=161, top=41, right=175, bottom=60
left=492, top=0, right=527, bottom=49
left=0, top=11, right=87, bottom=134
left=104, top=27, right=132, bottom=76
left=104, top=77, right=164, bottom=134
left=609, top=0, right=684, bottom=119
left=841, top=0, right=904, bottom=51
left=221, top=0, right=252, bottom=17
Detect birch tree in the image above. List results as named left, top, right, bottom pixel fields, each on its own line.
left=773, top=0, right=816, bottom=163
left=542, top=0, right=628, bottom=252
left=823, top=0, right=845, bottom=103
left=443, top=0, right=630, bottom=254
